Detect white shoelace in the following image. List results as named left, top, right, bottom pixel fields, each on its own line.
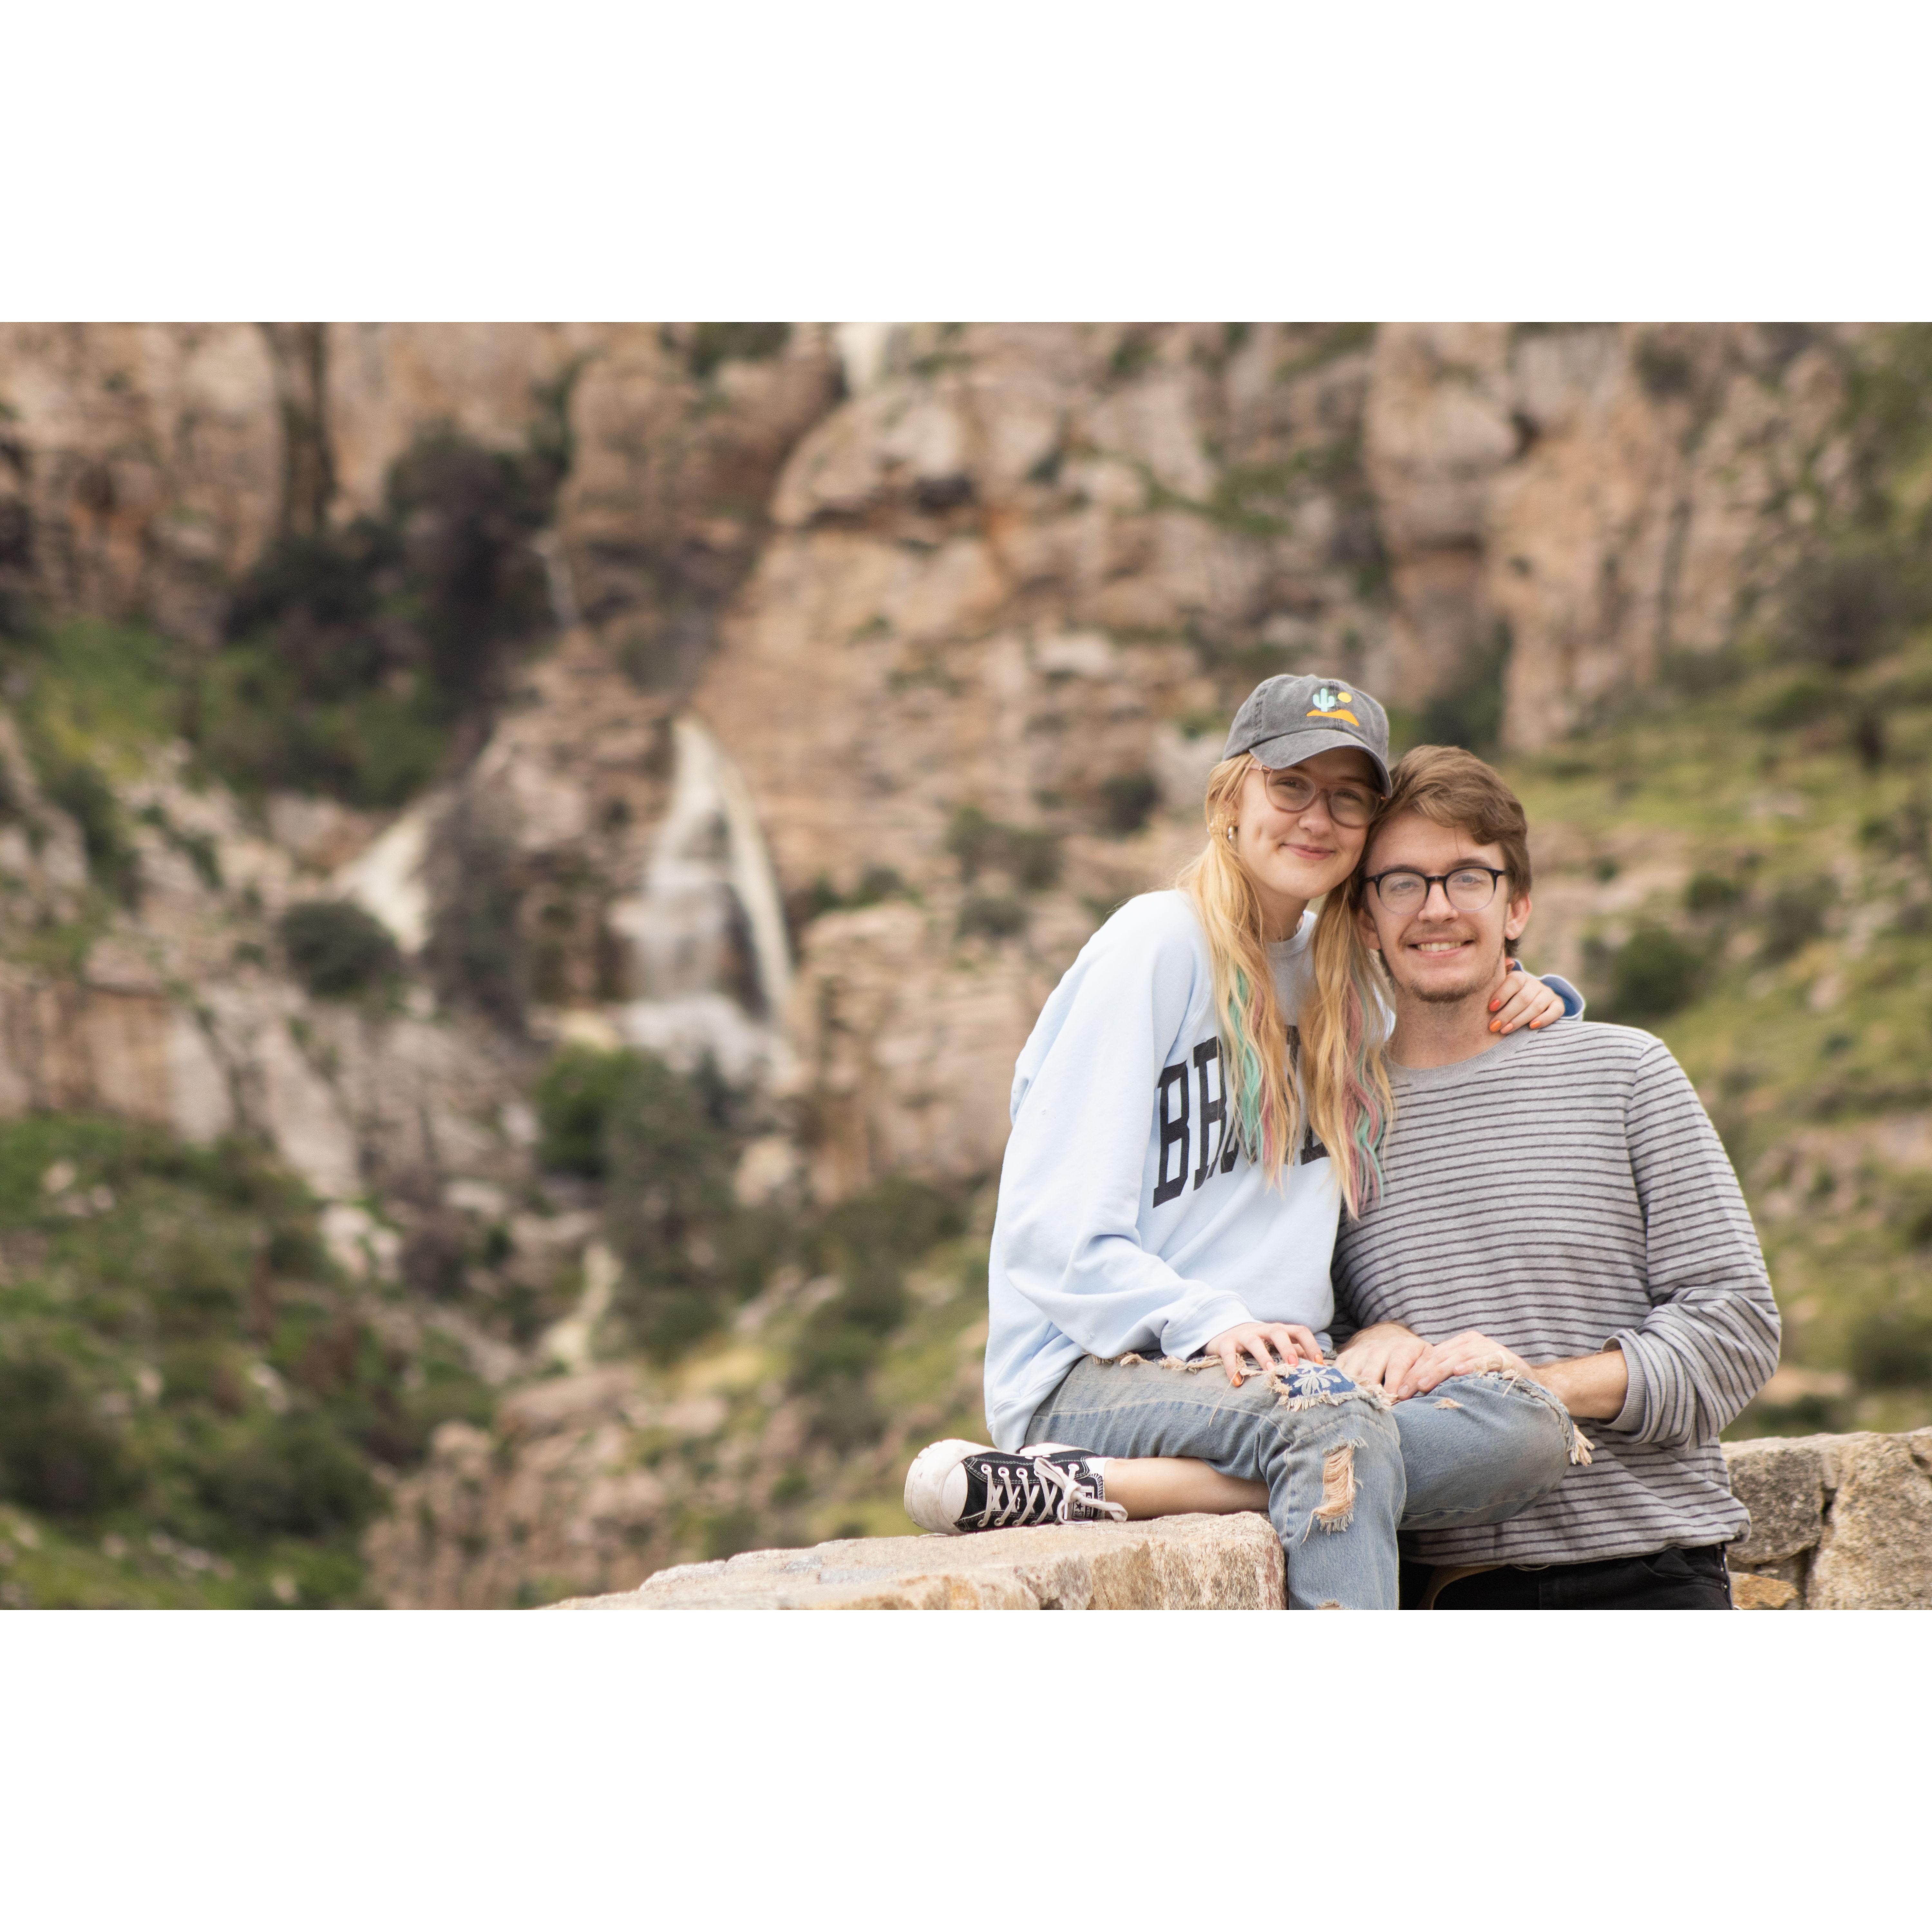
left=972, top=1455, right=1128, bottom=1528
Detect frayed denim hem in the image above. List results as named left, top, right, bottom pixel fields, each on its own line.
left=1098, top=1351, right=1395, bottom=1415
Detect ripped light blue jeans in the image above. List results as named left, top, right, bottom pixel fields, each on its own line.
left=1025, top=1357, right=1581, bottom=1610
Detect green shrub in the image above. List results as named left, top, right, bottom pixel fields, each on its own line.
left=945, top=805, right=1001, bottom=880
left=198, top=1414, right=379, bottom=1538
left=400, top=1212, right=471, bottom=1300
left=686, top=323, right=790, bottom=381
left=1009, top=829, right=1062, bottom=891
left=278, top=900, right=402, bottom=999
left=1109, top=333, right=1158, bottom=382
left=790, top=866, right=908, bottom=927
left=1892, top=1177, right=1932, bottom=1249
left=1761, top=877, right=1835, bottom=962
left=1753, top=671, right=1844, bottom=731
left=958, top=895, right=1027, bottom=941
left=194, top=644, right=449, bottom=809
left=0, top=1350, right=132, bottom=1516
left=153, top=1226, right=253, bottom=1337
left=427, top=815, right=528, bottom=1031
left=700, top=1506, right=764, bottom=1560
left=1848, top=1303, right=1932, bottom=1388
left=791, top=1178, right=965, bottom=1439
left=535, top=1043, right=644, bottom=1178
left=0, top=1112, right=467, bottom=1601
left=945, top=806, right=1061, bottom=890
left=1780, top=551, right=1907, bottom=670
left=1685, top=871, right=1743, bottom=914
left=1604, top=926, right=1704, bottom=1021
left=602, top=1053, right=740, bottom=1356
left=1419, top=621, right=1511, bottom=754
left=1635, top=336, right=1696, bottom=400
left=402, top=1361, right=497, bottom=1439
left=39, top=753, right=140, bottom=903
left=265, top=1219, right=328, bottom=1279
left=385, top=428, right=554, bottom=707
left=195, top=415, right=567, bottom=809
left=810, top=1176, right=965, bottom=1278
left=1100, top=771, right=1159, bottom=836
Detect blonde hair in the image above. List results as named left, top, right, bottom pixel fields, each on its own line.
left=1177, top=754, right=1394, bottom=1216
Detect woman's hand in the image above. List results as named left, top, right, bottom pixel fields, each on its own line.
left=1334, top=1321, right=1428, bottom=1397
left=1490, top=962, right=1568, bottom=1035
left=1205, top=1321, right=1324, bottom=1387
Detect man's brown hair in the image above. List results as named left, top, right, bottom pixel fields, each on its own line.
left=1355, top=744, right=1533, bottom=957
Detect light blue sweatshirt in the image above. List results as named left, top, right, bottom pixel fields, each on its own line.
left=982, top=891, right=1580, bottom=1449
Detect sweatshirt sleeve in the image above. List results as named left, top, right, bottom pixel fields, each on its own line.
left=1604, top=1040, right=1780, bottom=1447
left=991, top=908, right=1254, bottom=1362
left=1537, top=972, right=1585, bottom=1018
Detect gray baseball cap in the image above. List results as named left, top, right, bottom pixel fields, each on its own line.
left=1222, top=673, right=1391, bottom=793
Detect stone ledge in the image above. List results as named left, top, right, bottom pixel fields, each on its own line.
left=548, top=1511, right=1285, bottom=1610
left=1724, top=1427, right=1932, bottom=1610
left=546, top=1428, right=1932, bottom=1610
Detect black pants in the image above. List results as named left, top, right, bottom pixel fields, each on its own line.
left=1403, top=1542, right=1733, bottom=1610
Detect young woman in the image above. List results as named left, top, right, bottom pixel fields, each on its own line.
left=903, top=673, right=1579, bottom=1609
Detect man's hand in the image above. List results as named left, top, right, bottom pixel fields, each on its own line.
left=1335, top=1321, right=1429, bottom=1397
left=1393, top=1330, right=1534, bottom=1400
left=1393, top=1331, right=1632, bottom=1418
left=1205, top=1321, right=1324, bottom=1387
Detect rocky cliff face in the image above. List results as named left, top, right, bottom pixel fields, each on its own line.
left=1, top=323, right=1863, bottom=1210
left=1, top=323, right=1918, bottom=1607
left=691, top=321, right=1866, bottom=1198
left=0, top=322, right=842, bottom=1203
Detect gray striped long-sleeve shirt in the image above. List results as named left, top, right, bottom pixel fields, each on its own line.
left=1331, top=1015, right=1780, bottom=1567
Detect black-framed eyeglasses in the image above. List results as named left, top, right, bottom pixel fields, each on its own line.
left=1262, top=769, right=1380, bottom=828
left=1363, top=866, right=1510, bottom=913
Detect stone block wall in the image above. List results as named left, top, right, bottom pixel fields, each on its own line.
left=1721, top=1429, right=1932, bottom=1609
left=549, top=1429, right=1932, bottom=1611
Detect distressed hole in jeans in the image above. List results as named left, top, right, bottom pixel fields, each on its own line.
left=1310, top=1441, right=1356, bottom=1534
left=1434, top=1398, right=1463, bottom=1410
left=1317, top=1601, right=1342, bottom=1609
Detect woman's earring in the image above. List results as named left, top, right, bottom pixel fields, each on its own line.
left=1225, top=824, right=1237, bottom=844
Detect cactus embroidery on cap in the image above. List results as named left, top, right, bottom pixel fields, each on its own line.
left=1306, top=683, right=1362, bottom=727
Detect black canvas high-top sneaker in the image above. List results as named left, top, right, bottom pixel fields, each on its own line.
left=904, top=1440, right=1127, bottom=1535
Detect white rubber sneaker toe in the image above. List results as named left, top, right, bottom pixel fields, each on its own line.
left=903, top=1438, right=987, bottom=1534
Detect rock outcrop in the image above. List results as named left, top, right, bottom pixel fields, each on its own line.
left=551, top=1512, right=1286, bottom=1610
left=0, top=324, right=841, bottom=1198
left=694, top=322, right=1868, bottom=1196
left=0, top=322, right=1877, bottom=1208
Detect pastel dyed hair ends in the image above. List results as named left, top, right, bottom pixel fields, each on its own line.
left=1177, top=754, right=1394, bottom=1217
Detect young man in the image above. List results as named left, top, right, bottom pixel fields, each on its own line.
left=1335, top=746, right=1781, bottom=1609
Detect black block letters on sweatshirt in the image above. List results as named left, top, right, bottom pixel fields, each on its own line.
left=1153, top=1038, right=1241, bottom=1206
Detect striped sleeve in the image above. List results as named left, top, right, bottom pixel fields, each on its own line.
left=1605, top=1041, right=1781, bottom=1448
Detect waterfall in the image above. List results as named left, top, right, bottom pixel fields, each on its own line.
left=531, top=530, right=581, bottom=633
left=608, top=716, right=792, bottom=1088
left=334, top=794, right=437, bottom=953
left=834, top=322, right=902, bottom=396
